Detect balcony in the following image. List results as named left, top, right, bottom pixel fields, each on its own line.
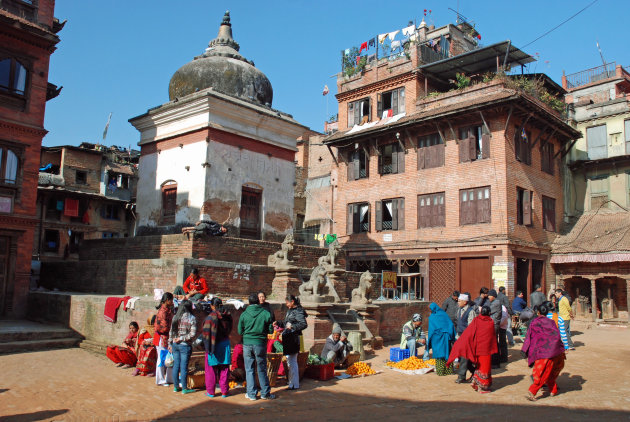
left=0, top=0, right=37, bottom=22
left=565, top=62, right=617, bottom=89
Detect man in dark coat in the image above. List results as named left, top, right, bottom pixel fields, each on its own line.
left=497, top=286, right=514, bottom=346
left=474, top=287, right=489, bottom=307
left=488, top=289, right=506, bottom=368
left=530, top=284, right=546, bottom=309
left=441, top=290, right=460, bottom=327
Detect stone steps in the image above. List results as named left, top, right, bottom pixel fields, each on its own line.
left=0, top=337, right=80, bottom=355
left=0, top=327, right=77, bottom=343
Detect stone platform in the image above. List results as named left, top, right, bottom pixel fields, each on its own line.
left=0, top=319, right=82, bottom=354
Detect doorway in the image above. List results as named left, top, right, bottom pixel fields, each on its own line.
left=0, top=236, right=10, bottom=315
left=460, top=257, right=491, bottom=298
left=239, top=186, right=262, bottom=239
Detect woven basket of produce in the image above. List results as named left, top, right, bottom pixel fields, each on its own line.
left=386, top=357, right=436, bottom=375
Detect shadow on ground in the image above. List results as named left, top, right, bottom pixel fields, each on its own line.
left=2, top=409, right=68, bottom=422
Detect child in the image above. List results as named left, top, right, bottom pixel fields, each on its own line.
left=106, top=322, right=139, bottom=367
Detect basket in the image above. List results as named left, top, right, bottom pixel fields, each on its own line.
left=346, top=351, right=361, bottom=366
left=266, top=353, right=284, bottom=387
left=304, top=363, right=335, bottom=381
left=186, top=370, right=205, bottom=389
left=297, top=351, right=309, bottom=379
left=389, top=347, right=417, bottom=362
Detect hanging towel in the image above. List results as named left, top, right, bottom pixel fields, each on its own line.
left=378, top=33, right=388, bottom=44
left=104, top=296, right=131, bottom=323
left=391, top=40, right=401, bottom=50
left=387, top=109, right=394, bottom=118
left=359, top=41, right=368, bottom=53
left=344, top=48, right=350, bottom=56
left=225, top=298, right=245, bottom=310
left=388, top=30, right=399, bottom=41
left=154, top=288, right=164, bottom=301
left=64, top=199, right=79, bottom=217
left=125, top=297, right=141, bottom=310
left=82, top=210, right=90, bottom=225
left=56, top=200, right=64, bottom=211
left=356, top=56, right=361, bottom=65
left=402, top=25, right=415, bottom=37
left=368, top=38, right=376, bottom=48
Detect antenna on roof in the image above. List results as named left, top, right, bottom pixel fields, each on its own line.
left=596, top=40, right=610, bottom=77
left=448, top=7, right=472, bottom=25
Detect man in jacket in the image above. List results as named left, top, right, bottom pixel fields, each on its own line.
left=474, top=287, right=489, bottom=307
left=488, top=289, right=504, bottom=368
left=442, top=290, right=460, bottom=327
left=512, top=290, right=527, bottom=313
left=497, top=286, right=514, bottom=346
left=321, top=326, right=354, bottom=367
left=238, top=293, right=274, bottom=401
left=530, top=284, right=546, bottom=309
left=555, top=289, right=575, bottom=350
left=454, top=293, right=477, bottom=383
left=400, top=313, right=429, bottom=360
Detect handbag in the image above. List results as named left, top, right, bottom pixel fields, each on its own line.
left=164, top=351, right=174, bottom=368
left=519, top=307, right=534, bottom=322
left=158, top=348, right=169, bottom=368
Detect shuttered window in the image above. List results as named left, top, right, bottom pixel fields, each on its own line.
left=459, top=186, right=491, bottom=225
left=347, top=202, right=370, bottom=234
left=459, top=125, right=489, bottom=163
left=376, top=198, right=404, bottom=231
left=517, top=188, right=533, bottom=226
left=542, top=196, right=556, bottom=232
left=586, top=124, right=607, bottom=160
left=417, top=133, right=444, bottom=169
left=515, top=126, right=532, bottom=165
left=541, top=142, right=555, bottom=175
left=589, top=176, right=609, bottom=210
left=417, top=192, right=445, bottom=228
left=347, top=149, right=369, bottom=181
left=161, top=182, right=177, bottom=225
left=348, top=98, right=371, bottom=127
left=377, top=87, right=405, bottom=119
left=378, top=143, right=405, bottom=175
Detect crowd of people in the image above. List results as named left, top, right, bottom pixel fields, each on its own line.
left=397, top=286, right=574, bottom=399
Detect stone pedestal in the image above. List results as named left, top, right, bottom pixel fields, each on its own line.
left=270, top=268, right=301, bottom=300
left=351, top=304, right=380, bottom=349
left=327, top=271, right=347, bottom=302
left=301, top=303, right=334, bottom=354
left=300, top=294, right=334, bottom=304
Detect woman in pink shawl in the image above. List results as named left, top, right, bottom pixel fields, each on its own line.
left=522, top=302, right=566, bottom=401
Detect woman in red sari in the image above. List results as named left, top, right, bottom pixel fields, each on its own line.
left=106, top=322, right=139, bottom=367
left=133, top=316, right=157, bottom=376
left=522, top=302, right=566, bottom=401
left=447, top=306, right=498, bottom=393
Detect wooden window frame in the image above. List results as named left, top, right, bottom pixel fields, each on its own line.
left=347, top=97, right=371, bottom=127
left=0, top=54, right=31, bottom=110
left=347, top=149, right=369, bottom=182
left=75, top=170, right=87, bottom=185
left=541, top=142, right=555, bottom=175
left=377, top=87, right=406, bottom=118
left=417, top=133, right=444, bottom=170
left=42, top=229, right=60, bottom=253
left=542, top=196, right=556, bottom=232
left=459, top=125, right=490, bottom=163
left=417, top=192, right=445, bottom=228
left=378, top=142, right=405, bottom=175
left=375, top=197, right=404, bottom=232
left=0, top=142, right=24, bottom=203
left=514, top=125, right=532, bottom=165
left=459, top=186, right=491, bottom=225
left=517, top=187, right=533, bottom=226
left=160, top=181, right=177, bottom=225
left=346, top=202, right=370, bottom=234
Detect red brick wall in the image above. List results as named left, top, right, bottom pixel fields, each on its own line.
left=60, top=148, right=103, bottom=193
left=375, top=301, right=430, bottom=342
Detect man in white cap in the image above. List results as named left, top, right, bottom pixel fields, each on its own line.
left=320, top=325, right=353, bottom=367
left=454, top=293, right=477, bottom=383
left=400, top=313, right=429, bottom=360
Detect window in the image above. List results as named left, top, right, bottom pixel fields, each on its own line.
left=514, top=126, right=532, bottom=165
left=625, top=120, right=630, bottom=155
left=107, top=173, right=129, bottom=190
left=101, top=203, right=120, bottom=220
left=417, top=133, right=444, bottom=169
left=378, top=143, right=405, bottom=175
left=0, top=195, right=12, bottom=214
left=75, top=170, right=87, bottom=185
left=589, top=176, right=609, bottom=210
left=0, top=57, right=27, bottom=96
left=347, top=202, right=370, bottom=234
left=417, top=192, right=445, bottom=228
left=43, top=229, right=59, bottom=253
left=586, top=124, right=607, bottom=160
left=517, top=188, right=533, bottom=226
left=377, top=87, right=405, bottom=118
left=68, top=231, right=83, bottom=254
left=161, top=181, right=177, bottom=225
left=0, top=146, right=19, bottom=186
left=459, top=125, right=489, bottom=162
left=542, top=196, right=556, bottom=232
left=102, top=232, right=121, bottom=239
left=347, top=149, right=369, bottom=181
left=376, top=198, right=404, bottom=231
left=347, top=98, right=371, bottom=127
left=459, top=186, right=491, bottom=225
left=45, top=197, right=61, bottom=221
left=541, top=142, right=555, bottom=175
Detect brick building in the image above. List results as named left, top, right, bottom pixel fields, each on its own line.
left=35, top=144, right=138, bottom=263
left=0, top=0, right=62, bottom=316
left=129, top=12, right=311, bottom=241
left=551, top=63, right=630, bottom=321
left=322, top=20, right=581, bottom=303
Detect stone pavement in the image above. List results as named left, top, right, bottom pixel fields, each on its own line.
left=1, top=322, right=629, bottom=421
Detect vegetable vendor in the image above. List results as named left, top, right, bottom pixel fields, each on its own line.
left=400, top=313, right=430, bottom=360
left=320, top=326, right=354, bottom=367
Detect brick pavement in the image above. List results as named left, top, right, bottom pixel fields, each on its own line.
left=1, top=322, right=629, bottom=421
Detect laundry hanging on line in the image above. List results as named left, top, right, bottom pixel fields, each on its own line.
left=402, top=25, right=415, bottom=37
left=368, top=38, right=376, bottom=47
left=391, top=40, right=401, bottom=50
left=359, top=41, right=368, bottom=54
left=388, top=30, right=399, bottom=41
left=378, top=33, right=388, bottom=44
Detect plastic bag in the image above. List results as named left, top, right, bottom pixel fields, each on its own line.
left=164, top=351, right=174, bottom=368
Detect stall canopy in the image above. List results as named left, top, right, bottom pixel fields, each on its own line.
left=419, top=40, right=535, bottom=84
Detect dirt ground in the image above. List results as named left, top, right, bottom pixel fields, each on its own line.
left=1, top=322, right=629, bottom=422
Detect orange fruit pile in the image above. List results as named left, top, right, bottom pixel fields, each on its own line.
left=345, top=362, right=375, bottom=376
left=386, top=356, right=436, bottom=370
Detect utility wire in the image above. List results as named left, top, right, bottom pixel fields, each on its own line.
left=522, top=0, right=599, bottom=48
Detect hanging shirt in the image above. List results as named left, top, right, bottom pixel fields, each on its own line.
left=402, top=25, right=415, bottom=37
left=378, top=33, right=388, bottom=44
left=56, top=200, right=64, bottom=211
left=64, top=199, right=79, bottom=217
left=388, top=30, right=399, bottom=41
left=391, top=40, right=401, bottom=50
left=359, top=41, right=368, bottom=54
left=368, top=38, right=376, bottom=48
left=344, top=48, right=350, bottom=56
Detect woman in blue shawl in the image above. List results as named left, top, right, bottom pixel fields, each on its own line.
left=428, top=302, right=456, bottom=376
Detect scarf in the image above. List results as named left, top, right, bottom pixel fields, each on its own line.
left=522, top=315, right=565, bottom=367
left=427, top=302, right=456, bottom=360
left=447, top=315, right=497, bottom=366
left=202, top=310, right=233, bottom=354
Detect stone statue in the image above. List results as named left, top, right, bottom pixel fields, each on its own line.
left=318, top=239, right=343, bottom=270
left=299, top=265, right=327, bottom=297
left=267, top=234, right=295, bottom=270
left=351, top=271, right=374, bottom=304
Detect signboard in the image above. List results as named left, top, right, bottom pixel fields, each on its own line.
left=383, top=233, right=393, bottom=242
left=382, top=271, right=397, bottom=289
left=0, top=196, right=12, bottom=214
left=492, top=264, right=508, bottom=290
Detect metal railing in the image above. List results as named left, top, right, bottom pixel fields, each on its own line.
left=566, top=62, right=616, bottom=89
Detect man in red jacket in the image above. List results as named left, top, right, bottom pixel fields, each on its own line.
left=178, top=269, right=208, bottom=301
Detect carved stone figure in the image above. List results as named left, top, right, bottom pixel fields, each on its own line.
left=318, top=240, right=343, bottom=270
left=267, top=234, right=295, bottom=270
left=299, top=265, right=327, bottom=297
left=351, top=271, right=374, bottom=304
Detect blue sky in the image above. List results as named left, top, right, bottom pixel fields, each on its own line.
left=43, top=0, right=627, bottom=148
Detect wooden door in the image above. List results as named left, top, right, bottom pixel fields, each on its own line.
left=459, top=257, right=491, bottom=297
left=239, top=187, right=262, bottom=239
left=429, top=259, right=455, bottom=304
left=0, top=236, right=9, bottom=315
left=532, top=259, right=544, bottom=292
